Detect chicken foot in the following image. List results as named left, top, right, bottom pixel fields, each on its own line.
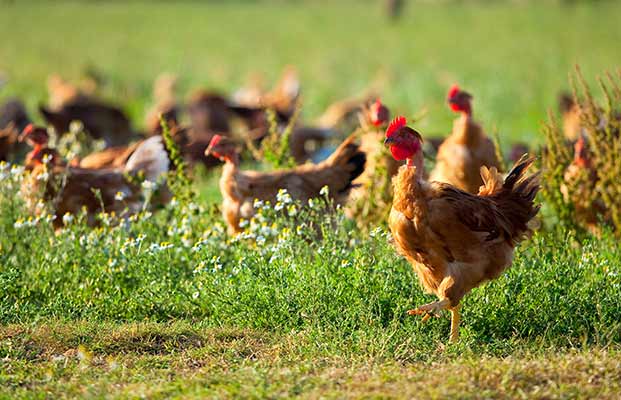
left=408, top=299, right=462, bottom=342
left=407, top=298, right=451, bottom=317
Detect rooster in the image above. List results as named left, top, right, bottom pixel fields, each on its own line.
left=205, top=133, right=366, bottom=235
left=430, top=85, right=501, bottom=194
left=384, top=116, right=540, bottom=342
left=20, top=125, right=170, bottom=227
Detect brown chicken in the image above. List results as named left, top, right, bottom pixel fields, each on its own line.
left=346, top=99, right=400, bottom=220
left=39, top=100, right=134, bottom=147
left=46, top=74, right=93, bottom=111
left=77, top=125, right=220, bottom=170
left=145, top=73, right=180, bottom=135
left=205, top=133, right=366, bottom=235
left=20, top=125, right=170, bottom=228
left=430, top=85, right=501, bottom=194
left=384, top=116, right=540, bottom=342
left=560, top=135, right=608, bottom=234
left=559, top=92, right=582, bottom=142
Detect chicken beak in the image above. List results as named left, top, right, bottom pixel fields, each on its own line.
left=384, top=136, right=396, bottom=146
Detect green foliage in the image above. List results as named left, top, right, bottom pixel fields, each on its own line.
left=542, top=67, right=621, bottom=235
left=160, top=117, right=194, bottom=205
left=246, top=105, right=300, bottom=170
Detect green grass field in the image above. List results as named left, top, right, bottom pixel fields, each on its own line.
left=2, top=1, right=621, bottom=398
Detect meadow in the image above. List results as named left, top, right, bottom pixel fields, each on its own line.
left=2, top=1, right=621, bottom=398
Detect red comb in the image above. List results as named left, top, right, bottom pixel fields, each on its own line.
left=23, top=123, right=35, bottom=136
left=448, top=84, right=460, bottom=99
left=386, top=116, right=407, bottom=137
left=208, top=134, right=222, bottom=148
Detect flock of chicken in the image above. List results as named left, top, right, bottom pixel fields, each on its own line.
left=1, top=68, right=595, bottom=343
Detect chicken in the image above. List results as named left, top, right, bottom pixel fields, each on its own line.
left=346, top=99, right=400, bottom=220
left=187, top=90, right=235, bottom=135
left=1, top=98, right=31, bottom=132
left=205, top=133, right=366, bottom=235
left=20, top=125, right=170, bottom=228
left=77, top=125, right=219, bottom=170
left=430, top=85, right=501, bottom=194
left=560, top=135, right=608, bottom=234
left=46, top=74, right=93, bottom=110
left=77, top=141, right=143, bottom=170
left=384, top=116, right=540, bottom=342
left=39, top=100, right=134, bottom=147
left=145, top=73, right=180, bottom=135
left=559, top=92, right=582, bottom=142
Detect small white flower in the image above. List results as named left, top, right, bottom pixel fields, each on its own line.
left=42, top=154, right=53, bottom=165
left=69, top=120, right=84, bottom=135
left=307, top=198, right=315, bottom=209
left=192, top=291, right=200, bottom=299
left=36, top=171, right=50, bottom=181
left=239, top=219, right=249, bottom=228
left=169, top=197, right=179, bottom=207
left=141, top=180, right=157, bottom=191
left=320, top=185, right=329, bottom=196
left=274, top=202, right=284, bottom=211
left=62, top=212, right=74, bottom=225
left=114, top=191, right=126, bottom=201
left=256, top=235, right=266, bottom=246
left=11, top=165, right=24, bottom=176
left=253, top=199, right=264, bottom=209
left=276, top=189, right=292, bottom=204
left=287, top=204, right=297, bottom=216
left=13, top=219, right=24, bottom=229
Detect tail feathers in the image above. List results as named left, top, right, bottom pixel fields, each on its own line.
left=478, top=165, right=504, bottom=196
left=321, top=133, right=366, bottom=192
left=124, top=135, right=170, bottom=183
left=493, top=154, right=541, bottom=243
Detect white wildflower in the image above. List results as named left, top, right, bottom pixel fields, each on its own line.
left=256, top=235, right=266, bottom=246
left=11, top=165, right=24, bottom=177
left=42, top=153, right=53, bottom=165
left=287, top=204, right=297, bottom=216
left=69, top=120, right=84, bottom=135
left=307, top=198, right=315, bottom=209
left=36, top=171, right=50, bottom=181
left=141, top=180, right=157, bottom=191
left=320, top=185, right=329, bottom=196
left=274, top=202, right=284, bottom=211
left=276, top=189, right=292, bottom=204
left=13, top=218, right=25, bottom=229
left=114, top=191, right=126, bottom=201
left=62, top=212, right=74, bottom=225
left=253, top=199, right=264, bottom=209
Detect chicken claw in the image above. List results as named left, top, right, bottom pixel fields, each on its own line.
left=407, top=299, right=451, bottom=317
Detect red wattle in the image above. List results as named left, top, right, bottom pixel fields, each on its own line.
left=390, top=145, right=413, bottom=161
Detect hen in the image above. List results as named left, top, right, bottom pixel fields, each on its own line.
left=384, top=116, right=540, bottom=342
left=20, top=125, right=170, bottom=228
left=430, top=85, right=501, bottom=194
left=205, top=133, right=366, bottom=235
left=560, top=135, right=608, bottom=234
left=346, top=99, right=400, bottom=220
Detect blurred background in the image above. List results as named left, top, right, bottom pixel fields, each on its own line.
left=1, top=0, right=620, bottom=145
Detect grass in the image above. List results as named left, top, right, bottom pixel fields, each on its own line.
left=1, top=1, right=621, bottom=398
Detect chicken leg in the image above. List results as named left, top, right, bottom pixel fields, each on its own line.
left=449, top=305, right=461, bottom=343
